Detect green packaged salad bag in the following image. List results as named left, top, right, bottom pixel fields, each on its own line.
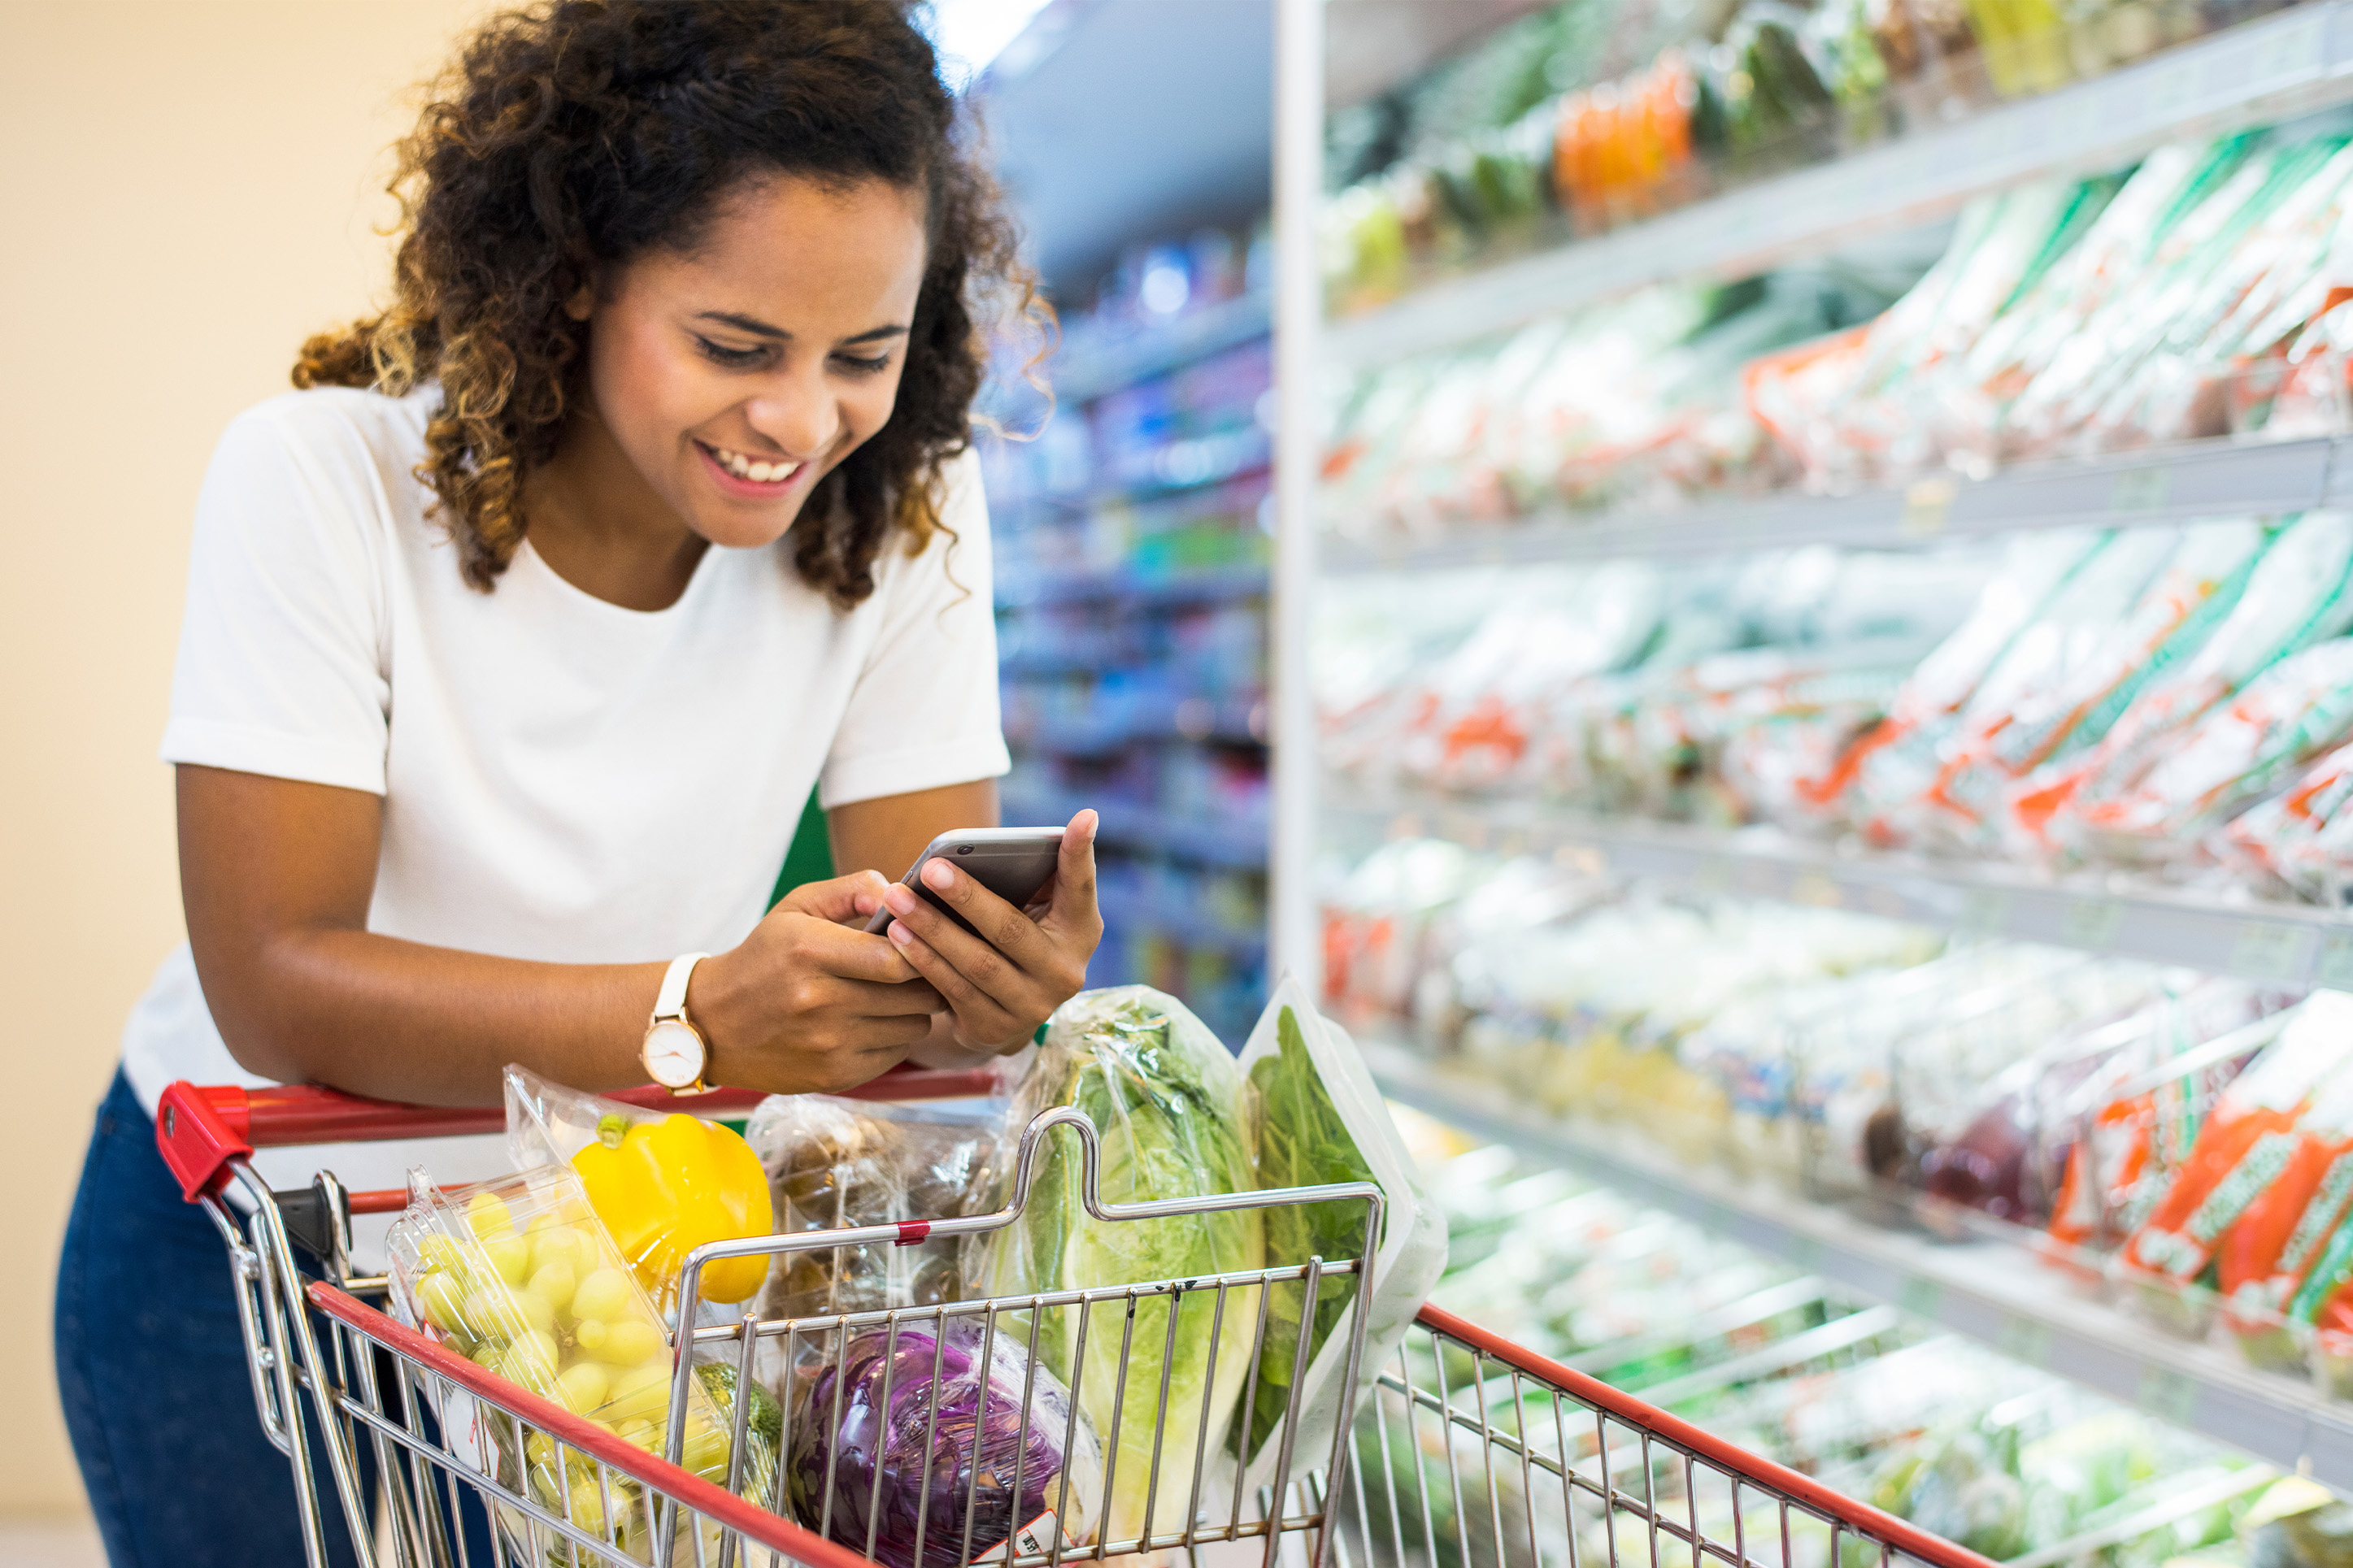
left=1234, top=975, right=1447, bottom=1496
left=971, top=986, right=1263, bottom=1548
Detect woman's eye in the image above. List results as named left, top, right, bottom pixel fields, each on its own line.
left=833, top=352, right=893, bottom=376
left=694, top=337, right=770, bottom=368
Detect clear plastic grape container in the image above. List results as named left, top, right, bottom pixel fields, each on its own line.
left=385, top=1165, right=780, bottom=1563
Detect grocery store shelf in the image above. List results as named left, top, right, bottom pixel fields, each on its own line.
left=995, top=562, right=1268, bottom=610
left=1051, top=293, right=1272, bottom=406
left=1360, top=1034, right=2353, bottom=1489
left=1321, top=434, right=2343, bottom=573
left=1098, top=893, right=1268, bottom=958
left=1005, top=791, right=1268, bottom=868
left=1328, top=784, right=2353, bottom=985
left=1323, top=2, right=2353, bottom=371
left=1008, top=700, right=1268, bottom=756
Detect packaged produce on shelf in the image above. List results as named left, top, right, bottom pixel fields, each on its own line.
left=2065, top=637, right=2353, bottom=863
left=504, top=1066, right=772, bottom=1310
left=1320, top=524, right=2353, bottom=901
left=782, top=1318, right=1103, bottom=1568
left=1319, top=829, right=2353, bottom=1378
left=968, top=985, right=1265, bottom=1543
left=385, top=1166, right=776, bottom=1564
left=2116, top=993, right=2353, bottom=1311
left=2016, top=510, right=2353, bottom=853
left=1377, top=1142, right=2294, bottom=1568
left=1324, top=122, right=2353, bottom=537
left=1318, top=0, right=2306, bottom=308
left=1432, top=884, right=1942, bottom=1149
left=1233, top=978, right=1448, bottom=1486
left=1916, top=973, right=2286, bottom=1227
left=740, top=1092, right=1003, bottom=1326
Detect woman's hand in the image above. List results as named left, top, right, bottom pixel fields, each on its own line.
left=690, top=870, right=946, bottom=1093
left=876, top=810, right=1103, bottom=1053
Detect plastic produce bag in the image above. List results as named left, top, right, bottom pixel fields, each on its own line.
left=2020, top=510, right=2353, bottom=853
left=742, top=1092, right=1003, bottom=1324
left=386, top=1164, right=778, bottom=1565
left=1233, top=975, right=1447, bottom=1492
left=2119, top=992, right=2353, bottom=1293
left=969, top=985, right=1265, bottom=1546
left=785, top=1317, right=1103, bottom=1568
left=2073, top=637, right=2353, bottom=858
left=505, top=1066, right=772, bottom=1310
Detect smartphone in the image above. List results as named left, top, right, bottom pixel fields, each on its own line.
left=864, top=826, right=1067, bottom=937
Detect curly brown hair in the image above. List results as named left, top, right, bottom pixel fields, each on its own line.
left=295, top=0, right=1037, bottom=605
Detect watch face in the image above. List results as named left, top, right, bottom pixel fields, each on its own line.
left=642, top=1019, right=705, bottom=1089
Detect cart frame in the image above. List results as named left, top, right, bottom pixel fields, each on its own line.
left=154, top=1073, right=1999, bottom=1568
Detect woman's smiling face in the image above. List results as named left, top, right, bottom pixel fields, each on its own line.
left=574, top=172, right=930, bottom=549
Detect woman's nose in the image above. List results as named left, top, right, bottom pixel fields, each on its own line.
left=742, top=380, right=839, bottom=460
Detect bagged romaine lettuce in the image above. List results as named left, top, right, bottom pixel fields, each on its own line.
left=1234, top=975, right=1446, bottom=1493
left=972, top=986, right=1263, bottom=1546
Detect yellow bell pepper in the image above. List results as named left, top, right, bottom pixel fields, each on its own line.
left=571, top=1112, right=774, bottom=1305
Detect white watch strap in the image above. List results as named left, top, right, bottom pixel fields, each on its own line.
left=653, top=953, right=707, bottom=1023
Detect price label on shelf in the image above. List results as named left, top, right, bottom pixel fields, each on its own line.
left=1785, top=1233, right=1825, bottom=1274
left=2229, top=921, right=2316, bottom=983
left=2138, top=1366, right=2200, bottom=1427
left=2317, top=933, right=2353, bottom=990
left=1899, top=1277, right=1945, bottom=1322
left=1899, top=478, right=1956, bottom=538
left=1693, top=856, right=1734, bottom=894
left=2062, top=898, right=2125, bottom=951
left=2110, top=465, right=2173, bottom=513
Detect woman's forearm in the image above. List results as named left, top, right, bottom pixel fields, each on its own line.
left=224, top=924, right=663, bottom=1105
left=178, top=765, right=662, bottom=1105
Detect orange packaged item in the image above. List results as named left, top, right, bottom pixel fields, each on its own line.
left=2118, top=993, right=2353, bottom=1292
left=2219, top=1058, right=2353, bottom=1352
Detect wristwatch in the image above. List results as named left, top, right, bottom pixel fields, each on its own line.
left=641, top=953, right=712, bottom=1093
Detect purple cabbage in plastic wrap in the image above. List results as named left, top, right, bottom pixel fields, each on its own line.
left=787, top=1318, right=1103, bottom=1568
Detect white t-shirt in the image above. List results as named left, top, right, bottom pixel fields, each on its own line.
left=122, top=384, right=1008, bottom=1233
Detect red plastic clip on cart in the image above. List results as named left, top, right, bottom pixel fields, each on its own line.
left=154, top=1068, right=1997, bottom=1568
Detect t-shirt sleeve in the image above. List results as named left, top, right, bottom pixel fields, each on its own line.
left=160, top=402, right=392, bottom=794
left=819, top=449, right=1012, bottom=810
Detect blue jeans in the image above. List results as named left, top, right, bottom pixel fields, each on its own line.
left=56, top=1069, right=489, bottom=1568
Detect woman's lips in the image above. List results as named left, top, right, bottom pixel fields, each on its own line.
left=696, top=440, right=809, bottom=499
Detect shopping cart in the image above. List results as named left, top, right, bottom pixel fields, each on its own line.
left=154, top=1069, right=1996, bottom=1568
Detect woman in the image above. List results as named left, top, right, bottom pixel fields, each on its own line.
left=54, top=5, right=1098, bottom=1563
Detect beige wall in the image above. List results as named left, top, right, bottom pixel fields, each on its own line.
left=0, top=0, right=493, bottom=1517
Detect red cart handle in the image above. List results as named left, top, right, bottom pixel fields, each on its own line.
left=156, top=1062, right=999, bottom=1206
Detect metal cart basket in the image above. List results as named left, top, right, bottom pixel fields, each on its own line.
left=154, top=1071, right=1996, bottom=1568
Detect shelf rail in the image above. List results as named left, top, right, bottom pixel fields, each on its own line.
left=1327, top=785, right=2353, bottom=985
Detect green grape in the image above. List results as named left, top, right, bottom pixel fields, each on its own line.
left=570, top=1266, right=633, bottom=1325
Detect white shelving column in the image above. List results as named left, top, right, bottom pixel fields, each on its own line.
left=1270, top=0, right=1323, bottom=991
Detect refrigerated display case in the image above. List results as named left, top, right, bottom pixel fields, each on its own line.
left=1272, top=0, right=2353, bottom=1500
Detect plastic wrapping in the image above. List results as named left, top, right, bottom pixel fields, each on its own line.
left=969, top=986, right=1264, bottom=1544
left=742, top=1092, right=1003, bottom=1324
left=1233, top=977, right=1448, bottom=1490
left=784, top=1318, right=1103, bottom=1568
left=2072, top=637, right=2353, bottom=858
left=2118, top=992, right=2353, bottom=1293
left=385, top=1164, right=776, bottom=1564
